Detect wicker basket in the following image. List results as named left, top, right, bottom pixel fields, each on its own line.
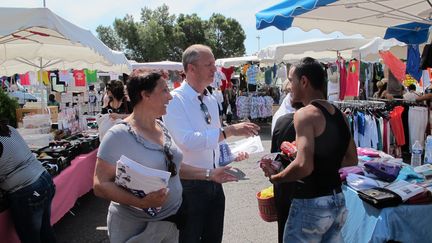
left=256, top=191, right=278, bottom=222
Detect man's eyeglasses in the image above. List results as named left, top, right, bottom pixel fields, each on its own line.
left=163, top=144, right=177, bottom=177
left=198, top=96, right=211, bottom=124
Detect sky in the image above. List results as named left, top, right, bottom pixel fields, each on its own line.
left=0, top=0, right=351, bottom=56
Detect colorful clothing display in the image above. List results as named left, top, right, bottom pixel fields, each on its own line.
left=345, top=59, right=360, bottom=97
left=337, top=58, right=347, bottom=100
left=73, top=70, right=86, bottom=87
left=84, top=69, right=97, bottom=83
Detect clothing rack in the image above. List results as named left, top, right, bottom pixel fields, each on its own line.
left=332, top=100, right=386, bottom=109
left=367, top=97, right=427, bottom=107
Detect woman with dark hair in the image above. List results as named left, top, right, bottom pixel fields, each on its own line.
left=93, top=70, right=236, bottom=243
left=0, top=119, right=56, bottom=243
left=101, top=80, right=131, bottom=120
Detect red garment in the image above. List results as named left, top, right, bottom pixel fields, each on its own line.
left=345, top=60, right=360, bottom=96
left=221, top=66, right=234, bottom=91
left=173, top=81, right=181, bottom=89
left=379, top=51, right=406, bottom=82
left=73, top=70, right=86, bottom=86
left=19, top=72, right=30, bottom=86
left=389, top=106, right=405, bottom=146
left=337, top=59, right=347, bottom=100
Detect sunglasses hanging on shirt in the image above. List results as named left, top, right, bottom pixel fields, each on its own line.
left=198, top=96, right=212, bottom=124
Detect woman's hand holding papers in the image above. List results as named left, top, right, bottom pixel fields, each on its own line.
left=137, top=188, right=169, bottom=209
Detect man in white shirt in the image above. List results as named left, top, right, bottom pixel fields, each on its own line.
left=403, top=84, right=421, bottom=101
left=163, top=44, right=260, bottom=243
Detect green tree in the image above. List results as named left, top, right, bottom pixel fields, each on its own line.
left=206, top=13, right=246, bottom=59
left=176, top=14, right=206, bottom=47
left=95, top=25, right=122, bottom=51
left=95, top=6, right=246, bottom=61
left=0, top=88, right=19, bottom=127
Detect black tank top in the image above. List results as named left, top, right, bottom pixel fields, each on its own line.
left=294, top=101, right=350, bottom=198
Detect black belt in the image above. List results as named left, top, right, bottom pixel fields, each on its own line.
left=294, top=186, right=342, bottom=199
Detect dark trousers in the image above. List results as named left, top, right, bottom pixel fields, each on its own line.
left=179, top=180, right=225, bottom=243
left=274, top=182, right=295, bottom=243
left=8, top=171, right=56, bottom=243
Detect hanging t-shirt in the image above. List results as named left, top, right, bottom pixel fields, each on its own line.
left=221, top=67, right=234, bottom=81
left=337, top=58, right=347, bottom=100
left=246, top=65, right=258, bottom=85
left=276, top=65, right=288, bottom=82
left=59, top=70, right=73, bottom=85
left=37, top=70, right=50, bottom=85
left=85, top=69, right=98, bottom=83
left=19, top=72, right=30, bottom=86
left=345, top=59, right=360, bottom=97
left=28, top=71, right=37, bottom=86
left=73, top=70, right=86, bottom=86
left=213, top=68, right=225, bottom=88
left=264, top=69, right=273, bottom=85
left=221, top=66, right=234, bottom=92
left=407, top=44, right=422, bottom=81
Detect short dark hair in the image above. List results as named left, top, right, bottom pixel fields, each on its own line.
left=126, top=69, right=162, bottom=108
left=48, top=94, right=56, bottom=102
left=107, top=80, right=125, bottom=101
left=408, top=84, right=416, bottom=91
left=292, top=57, right=326, bottom=92
left=0, top=119, right=11, bottom=137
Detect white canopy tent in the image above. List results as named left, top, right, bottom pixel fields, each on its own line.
left=129, top=60, right=183, bottom=71
left=257, top=37, right=371, bottom=63
left=0, top=7, right=131, bottom=75
left=215, top=56, right=260, bottom=67
left=259, top=37, right=408, bottom=63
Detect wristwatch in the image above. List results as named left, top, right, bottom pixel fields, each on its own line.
left=220, top=127, right=227, bottom=139
left=205, top=169, right=212, bottom=181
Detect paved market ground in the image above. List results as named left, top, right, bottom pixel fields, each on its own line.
left=53, top=122, right=277, bottom=243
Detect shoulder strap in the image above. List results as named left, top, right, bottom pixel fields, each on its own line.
left=311, top=101, right=332, bottom=119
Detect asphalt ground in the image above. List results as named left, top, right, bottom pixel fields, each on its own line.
left=53, top=121, right=277, bottom=243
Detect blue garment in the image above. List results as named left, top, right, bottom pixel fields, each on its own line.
left=407, top=44, right=422, bottom=81
left=283, top=192, right=346, bottom=243
left=179, top=180, right=225, bottom=243
left=357, top=112, right=365, bottom=135
left=8, top=171, right=56, bottom=243
left=265, top=69, right=273, bottom=85
left=273, top=63, right=277, bottom=78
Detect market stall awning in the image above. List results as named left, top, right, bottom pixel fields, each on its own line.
left=256, top=0, right=432, bottom=44
left=257, top=37, right=370, bottom=62
left=215, top=56, right=260, bottom=67
left=129, top=60, right=183, bottom=71
left=0, top=7, right=131, bottom=75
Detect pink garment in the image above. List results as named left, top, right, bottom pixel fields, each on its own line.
left=0, top=149, right=98, bottom=243
left=356, top=147, right=380, bottom=157
left=337, top=59, right=347, bottom=100
left=221, top=66, right=234, bottom=92
left=379, top=51, right=406, bottom=82
left=345, top=60, right=360, bottom=96
left=19, top=73, right=30, bottom=86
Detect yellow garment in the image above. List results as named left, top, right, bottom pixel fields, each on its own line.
left=37, top=70, right=50, bottom=85
left=259, top=185, right=274, bottom=199
left=242, top=64, right=250, bottom=75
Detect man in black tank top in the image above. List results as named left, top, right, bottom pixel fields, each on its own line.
left=269, top=57, right=358, bottom=243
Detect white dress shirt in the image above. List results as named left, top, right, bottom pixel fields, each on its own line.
left=271, top=93, right=296, bottom=133
left=163, top=81, right=221, bottom=169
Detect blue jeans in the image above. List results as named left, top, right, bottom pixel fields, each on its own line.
left=179, top=180, right=225, bottom=243
left=8, top=171, right=56, bottom=243
left=283, top=192, right=347, bottom=243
